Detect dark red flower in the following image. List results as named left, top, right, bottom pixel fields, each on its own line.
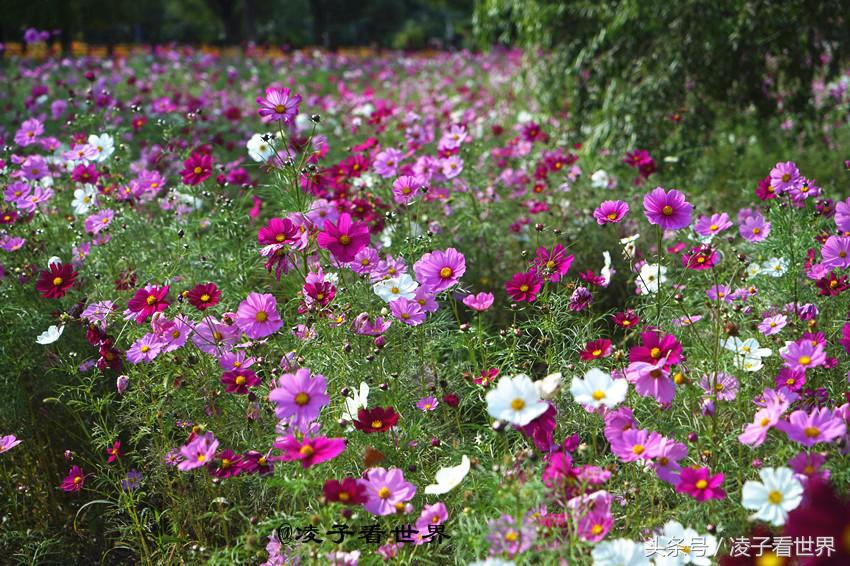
left=186, top=282, right=221, bottom=311
left=353, top=406, right=399, bottom=433
left=580, top=339, right=613, bottom=361
left=784, top=480, right=850, bottom=565
left=323, top=477, right=367, bottom=505
left=35, top=262, right=77, bottom=299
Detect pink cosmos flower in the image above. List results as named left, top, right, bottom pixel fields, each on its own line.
left=126, top=333, right=165, bottom=364
left=0, top=434, right=22, bottom=454
left=738, top=407, right=783, bottom=447
left=272, top=435, right=346, bottom=468
left=416, top=396, right=438, bottom=411
left=415, top=502, right=448, bottom=532
left=681, top=245, right=719, bottom=270
left=775, top=368, right=805, bottom=392
left=779, top=408, right=846, bottom=447
left=788, top=452, right=830, bottom=484
left=317, top=213, right=370, bottom=263
left=180, top=152, right=213, bottom=186
left=125, top=284, right=170, bottom=324
left=676, top=467, right=726, bottom=501
left=268, top=368, right=330, bottom=429
left=625, top=359, right=676, bottom=405
left=463, top=291, right=494, bottom=311
left=60, top=465, right=86, bottom=492
left=359, top=467, right=417, bottom=516
left=505, top=271, right=542, bottom=302
left=652, top=437, right=688, bottom=485
left=759, top=314, right=787, bottom=336
left=84, top=209, right=115, bottom=235
left=643, top=187, right=693, bottom=230
left=440, top=155, right=463, bottom=178
left=391, top=175, right=425, bottom=204
left=835, top=197, right=850, bottom=232
left=694, top=212, right=733, bottom=237
left=821, top=235, right=850, bottom=269
left=533, top=244, right=574, bottom=282
left=739, top=214, right=771, bottom=242
left=769, top=161, right=801, bottom=193
left=14, top=118, right=44, bottom=146
left=780, top=339, right=826, bottom=372
left=256, top=86, right=301, bottom=123
left=221, top=368, right=260, bottom=394
left=389, top=297, right=426, bottom=326
left=235, top=292, right=283, bottom=339
left=413, top=248, right=466, bottom=292
left=593, top=200, right=629, bottom=224
left=610, top=428, right=663, bottom=462
left=373, top=148, right=404, bottom=178
left=177, top=432, right=219, bottom=471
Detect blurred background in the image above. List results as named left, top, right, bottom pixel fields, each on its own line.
left=1, top=0, right=473, bottom=49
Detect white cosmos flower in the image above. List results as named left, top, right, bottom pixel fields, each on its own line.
left=247, top=133, right=276, bottom=162
left=722, top=337, right=771, bottom=373
left=373, top=274, right=419, bottom=303
left=638, top=263, right=667, bottom=294
left=651, top=521, right=718, bottom=566
left=591, top=169, right=610, bottom=189
left=746, top=263, right=762, bottom=278
left=87, top=133, right=114, bottom=162
left=424, top=455, right=470, bottom=495
left=620, top=234, right=640, bottom=259
left=592, top=538, right=652, bottom=566
left=600, top=251, right=613, bottom=286
left=485, top=374, right=549, bottom=426
left=36, top=324, right=64, bottom=345
left=72, top=184, right=98, bottom=215
left=570, top=368, right=628, bottom=409
left=761, top=257, right=788, bottom=277
left=535, top=372, right=562, bottom=400
left=741, top=467, right=803, bottom=526
left=47, top=256, right=62, bottom=268
left=344, top=381, right=369, bottom=421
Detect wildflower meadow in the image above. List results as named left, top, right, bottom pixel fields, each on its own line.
left=4, top=10, right=850, bottom=566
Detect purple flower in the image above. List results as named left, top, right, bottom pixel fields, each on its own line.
left=178, top=432, right=219, bottom=471
left=699, top=372, right=738, bottom=401
left=14, top=118, right=44, bottom=146
left=389, top=297, right=426, bottom=326
left=84, top=209, right=115, bottom=235
left=643, top=187, right=693, bottom=230
left=0, top=434, right=22, bottom=454
left=359, top=467, right=417, bottom=516
left=268, top=368, right=330, bottom=430
left=126, top=333, right=165, bottom=364
left=568, top=286, right=593, bottom=312
left=256, top=87, right=301, bottom=124
left=758, top=314, right=787, bottom=336
left=821, top=235, right=850, bottom=269
left=486, top=514, right=535, bottom=557
left=694, top=212, right=733, bottom=237
left=779, top=408, right=846, bottom=447
left=769, top=161, right=801, bottom=193
left=413, top=248, right=466, bottom=292
left=788, top=452, right=830, bottom=483
left=835, top=197, right=850, bottom=233
left=739, top=214, right=771, bottom=242
left=780, top=339, right=826, bottom=372
left=593, top=200, right=629, bottom=224
left=416, top=396, right=439, bottom=411
left=235, top=292, right=283, bottom=339
left=463, top=291, right=494, bottom=312
left=373, top=148, right=404, bottom=178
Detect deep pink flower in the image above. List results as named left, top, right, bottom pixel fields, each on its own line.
left=221, top=368, right=260, bottom=394
left=593, top=200, right=629, bottom=225
left=126, top=284, right=170, bottom=324
left=505, top=271, right=542, bottom=302
left=180, top=152, right=213, bottom=186
left=317, top=213, right=370, bottom=263
left=643, top=187, right=693, bottom=230
left=463, top=291, right=494, bottom=312
left=532, top=244, right=574, bottom=282
left=257, top=86, right=301, bottom=123
left=681, top=245, right=719, bottom=270
left=60, top=465, right=86, bottom=492
left=676, top=466, right=726, bottom=501
left=273, top=435, right=346, bottom=468
left=177, top=432, right=219, bottom=471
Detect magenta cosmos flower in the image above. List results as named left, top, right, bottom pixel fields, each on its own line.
left=779, top=407, right=846, bottom=447
left=533, top=244, right=574, bottom=282
left=359, top=467, right=417, bottom=516
left=268, top=368, right=330, bottom=428
left=694, top=212, right=733, bottom=237
left=60, top=465, right=86, bottom=492
left=676, top=466, right=726, bottom=501
left=180, top=151, right=213, bottom=186
left=738, top=407, right=782, bottom=447
left=257, top=86, right=301, bottom=124
left=317, top=213, right=370, bottom=263
left=221, top=368, right=261, bottom=394
left=235, top=292, right=283, bottom=339
left=273, top=435, right=346, bottom=468
left=643, top=187, right=693, bottom=230
left=178, top=432, right=219, bottom=471
left=769, top=161, right=801, bottom=193
left=126, top=284, right=170, bottom=324
left=389, top=297, right=426, bottom=326
left=821, top=236, right=850, bottom=269
left=413, top=248, right=466, bottom=292
left=463, top=291, right=494, bottom=312
left=780, top=339, right=826, bottom=372
left=739, top=214, right=771, bottom=242
left=593, top=200, right=629, bottom=225
left=505, top=271, right=542, bottom=302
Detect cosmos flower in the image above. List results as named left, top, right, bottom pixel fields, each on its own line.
left=373, top=274, right=419, bottom=302
left=593, top=200, right=629, bottom=224
left=186, top=283, right=221, bottom=311
left=505, top=271, right=542, bottom=302
left=779, top=339, right=826, bottom=372
left=676, top=467, right=726, bottom=501
left=652, top=521, right=718, bottom=566
left=60, top=465, right=86, bottom=492
left=359, top=467, right=417, bottom=516
left=180, top=151, right=213, bottom=186
left=273, top=435, right=346, bottom=468
left=317, top=213, right=370, bottom=263
left=643, top=187, right=693, bottom=230
left=413, top=248, right=466, bottom=292
left=268, top=368, right=330, bottom=429
left=0, top=434, right=22, bottom=454
left=256, top=86, right=301, bottom=123
left=779, top=407, right=846, bottom=447
left=177, top=432, right=219, bottom=471
left=35, top=262, right=77, bottom=299
left=353, top=406, right=399, bottom=433
left=221, top=368, right=261, bottom=394
left=235, top=292, right=283, bottom=339
left=126, top=284, right=170, bottom=324
left=820, top=235, right=850, bottom=269
left=423, top=455, right=471, bottom=495
left=741, top=467, right=803, bottom=526
left=324, top=477, right=368, bottom=505
left=592, top=539, right=651, bottom=566
left=570, top=368, right=628, bottom=409
left=463, top=292, right=494, bottom=311
left=739, top=214, right=771, bottom=242
left=486, top=374, right=549, bottom=426
left=769, top=161, right=801, bottom=193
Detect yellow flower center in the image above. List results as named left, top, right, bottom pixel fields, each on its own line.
left=511, top=398, right=525, bottom=411
left=592, top=349, right=602, bottom=357
left=371, top=420, right=384, bottom=429
left=52, top=276, right=63, bottom=286
left=662, top=205, right=674, bottom=216
left=140, top=345, right=150, bottom=353
left=378, top=486, right=392, bottom=499
left=295, top=392, right=310, bottom=406
left=255, top=311, right=268, bottom=322
left=200, top=294, right=210, bottom=302
left=274, top=104, right=285, bottom=113
left=798, top=355, right=811, bottom=366
left=299, top=445, right=314, bottom=456
left=632, top=444, right=645, bottom=455
left=339, top=492, right=350, bottom=502
left=504, top=530, right=519, bottom=542
left=592, top=390, right=606, bottom=401
left=338, top=235, right=351, bottom=245
left=519, top=284, right=529, bottom=292
left=591, top=524, right=603, bottom=535
left=804, top=426, right=820, bottom=438
left=235, top=376, right=246, bottom=385
left=193, top=166, right=202, bottom=175
left=607, top=212, right=618, bottom=220
left=768, top=490, right=783, bottom=504
left=650, top=347, right=661, bottom=359
left=439, top=267, right=453, bottom=278
left=695, top=479, right=708, bottom=489
left=710, top=224, right=718, bottom=231
left=146, top=295, right=157, bottom=305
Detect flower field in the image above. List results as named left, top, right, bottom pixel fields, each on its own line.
left=3, top=44, right=850, bottom=566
